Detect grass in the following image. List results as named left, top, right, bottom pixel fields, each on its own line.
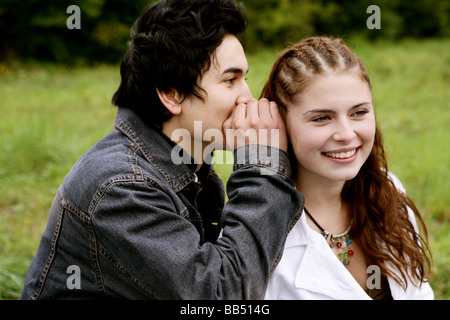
left=1, top=38, right=449, bottom=300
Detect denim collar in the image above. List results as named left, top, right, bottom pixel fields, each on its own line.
left=114, top=107, right=199, bottom=192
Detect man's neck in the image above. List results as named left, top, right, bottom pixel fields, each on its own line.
left=162, top=121, right=204, bottom=172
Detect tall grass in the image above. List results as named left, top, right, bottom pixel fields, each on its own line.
left=1, top=38, right=449, bottom=299
left=0, top=64, right=118, bottom=299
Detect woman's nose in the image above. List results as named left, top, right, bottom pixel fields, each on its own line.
left=333, top=119, right=357, bottom=143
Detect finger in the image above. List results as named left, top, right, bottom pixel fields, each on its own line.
left=258, top=98, right=272, bottom=122
left=223, top=115, right=232, bottom=131
left=269, top=101, right=281, bottom=121
left=232, top=103, right=247, bottom=127
left=246, top=98, right=259, bottom=122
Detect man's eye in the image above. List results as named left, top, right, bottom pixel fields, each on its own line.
left=225, top=78, right=236, bottom=84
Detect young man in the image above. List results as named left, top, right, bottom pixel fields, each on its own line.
left=21, top=0, right=303, bottom=299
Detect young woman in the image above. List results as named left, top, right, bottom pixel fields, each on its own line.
left=262, top=36, right=433, bottom=300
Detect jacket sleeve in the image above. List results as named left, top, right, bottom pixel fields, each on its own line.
left=91, top=145, right=304, bottom=299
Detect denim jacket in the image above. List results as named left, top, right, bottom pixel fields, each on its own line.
left=21, top=108, right=304, bottom=300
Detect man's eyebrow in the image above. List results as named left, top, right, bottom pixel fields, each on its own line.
left=303, top=102, right=371, bottom=115
left=221, top=67, right=249, bottom=75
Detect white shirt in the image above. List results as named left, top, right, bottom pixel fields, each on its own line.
left=265, top=173, right=434, bottom=300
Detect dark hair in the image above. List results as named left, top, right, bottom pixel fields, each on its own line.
left=112, top=0, right=247, bottom=129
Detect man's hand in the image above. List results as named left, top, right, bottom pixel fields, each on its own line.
left=223, top=98, right=288, bottom=152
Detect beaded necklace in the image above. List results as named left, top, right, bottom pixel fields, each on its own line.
left=304, top=208, right=354, bottom=266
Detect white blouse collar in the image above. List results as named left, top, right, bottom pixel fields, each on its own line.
left=287, top=211, right=371, bottom=299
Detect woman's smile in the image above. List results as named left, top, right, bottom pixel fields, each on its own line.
left=286, top=73, right=376, bottom=183
left=322, top=147, right=360, bottom=161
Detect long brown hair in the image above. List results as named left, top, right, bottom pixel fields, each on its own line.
left=262, top=36, right=431, bottom=288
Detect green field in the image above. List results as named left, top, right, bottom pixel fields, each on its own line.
left=1, top=38, right=449, bottom=300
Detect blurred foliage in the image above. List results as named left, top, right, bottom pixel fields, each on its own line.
left=0, top=0, right=150, bottom=63
left=242, top=0, right=450, bottom=50
left=0, top=0, right=449, bottom=63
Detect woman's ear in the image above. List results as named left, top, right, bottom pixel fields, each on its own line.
left=156, top=88, right=182, bottom=115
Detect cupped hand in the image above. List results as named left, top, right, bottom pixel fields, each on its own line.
left=223, top=98, right=288, bottom=152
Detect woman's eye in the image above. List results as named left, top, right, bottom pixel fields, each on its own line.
left=353, top=109, right=368, bottom=117
left=312, top=115, right=331, bottom=122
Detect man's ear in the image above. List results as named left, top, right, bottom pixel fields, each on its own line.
left=156, top=88, right=182, bottom=115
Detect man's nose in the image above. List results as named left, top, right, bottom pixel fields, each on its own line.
left=236, top=81, right=253, bottom=105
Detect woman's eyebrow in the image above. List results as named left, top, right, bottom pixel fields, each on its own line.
left=303, top=102, right=372, bottom=116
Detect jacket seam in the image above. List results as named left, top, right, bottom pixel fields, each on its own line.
left=115, top=118, right=174, bottom=186
left=268, top=196, right=304, bottom=276
left=55, top=191, right=107, bottom=295
left=97, top=243, right=160, bottom=299
left=234, top=163, right=291, bottom=181
left=58, top=190, right=91, bottom=223
left=87, top=176, right=188, bottom=297
left=87, top=174, right=185, bottom=217
left=88, top=175, right=141, bottom=216
left=29, top=205, right=64, bottom=300
left=129, top=143, right=144, bottom=179
left=89, top=223, right=107, bottom=295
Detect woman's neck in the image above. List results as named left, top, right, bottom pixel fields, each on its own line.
left=295, top=174, right=351, bottom=234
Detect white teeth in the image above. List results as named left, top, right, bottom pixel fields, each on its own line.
left=325, top=149, right=357, bottom=159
